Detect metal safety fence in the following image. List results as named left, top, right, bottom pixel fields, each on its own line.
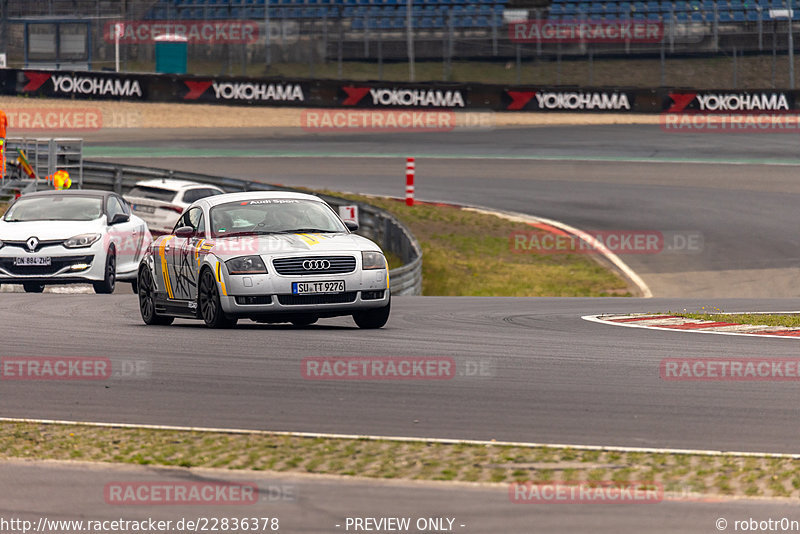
left=0, top=140, right=422, bottom=295
left=4, top=0, right=800, bottom=88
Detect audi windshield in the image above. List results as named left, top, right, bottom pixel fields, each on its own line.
left=3, top=196, right=104, bottom=222
left=209, top=199, right=347, bottom=238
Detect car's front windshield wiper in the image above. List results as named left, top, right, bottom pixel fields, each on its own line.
left=273, top=228, right=339, bottom=234
left=216, top=230, right=260, bottom=237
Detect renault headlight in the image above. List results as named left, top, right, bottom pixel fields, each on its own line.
left=226, top=255, right=267, bottom=275
left=362, top=251, right=386, bottom=270
left=64, top=233, right=101, bottom=248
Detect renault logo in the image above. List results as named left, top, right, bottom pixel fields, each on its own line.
left=26, top=237, right=39, bottom=252
left=302, top=259, right=330, bottom=270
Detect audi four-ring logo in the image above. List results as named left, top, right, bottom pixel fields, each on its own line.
left=303, top=259, right=331, bottom=270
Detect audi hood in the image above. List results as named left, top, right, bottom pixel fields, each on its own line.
left=197, top=232, right=382, bottom=258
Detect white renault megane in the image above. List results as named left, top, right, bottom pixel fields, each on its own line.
left=0, top=190, right=152, bottom=293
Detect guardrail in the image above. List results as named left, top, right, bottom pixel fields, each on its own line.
left=79, top=159, right=422, bottom=295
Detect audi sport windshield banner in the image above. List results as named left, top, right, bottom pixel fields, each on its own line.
left=0, top=68, right=797, bottom=113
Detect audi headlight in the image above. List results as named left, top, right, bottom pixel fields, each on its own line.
left=63, top=233, right=101, bottom=248
left=226, top=255, right=267, bottom=275
left=362, top=251, right=386, bottom=270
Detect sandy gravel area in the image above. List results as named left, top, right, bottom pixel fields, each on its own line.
left=0, top=96, right=660, bottom=130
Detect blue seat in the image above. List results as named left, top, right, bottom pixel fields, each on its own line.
left=732, top=9, right=745, bottom=18
left=476, top=14, right=490, bottom=24
left=647, top=11, right=661, bottom=18
left=718, top=9, right=732, bottom=19
left=351, top=17, right=364, bottom=27
left=590, top=2, right=605, bottom=12
left=675, top=9, right=688, bottom=18
left=690, top=9, right=704, bottom=18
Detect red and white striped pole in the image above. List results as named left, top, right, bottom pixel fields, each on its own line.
left=405, top=157, right=415, bottom=206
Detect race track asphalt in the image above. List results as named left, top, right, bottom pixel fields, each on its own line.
left=1, top=294, right=799, bottom=453
left=84, top=124, right=800, bottom=298
left=3, top=459, right=798, bottom=534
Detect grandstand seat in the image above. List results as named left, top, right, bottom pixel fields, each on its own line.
left=690, top=9, right=704, bottom=18
left=647, top=11, right=661, bottom=18
left=590, top=2, right=605, bottom=12
left=675, top=10, right=689, bottom=18
left=732, top=9, right=745, bottom=18
left=718, top=9, right=732, bottom=18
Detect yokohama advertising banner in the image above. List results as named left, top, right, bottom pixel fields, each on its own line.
left=502, top=88, right=638, bottom=112
left=16, top=70, right=151, bottom=101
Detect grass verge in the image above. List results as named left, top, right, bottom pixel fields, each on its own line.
left=674, top=311, right=800, bottom=328
left=3, top=421, right=800, bottom=499
left=318, top=192, right=631, bottom=296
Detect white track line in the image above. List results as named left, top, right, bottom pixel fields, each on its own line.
left=346, top=193, right=653, bottom=298
left=471, top=208, right=653, bottom=298
left=583, top=314, right=800, bottom=340
left=1, top=416, right=798, bottom=459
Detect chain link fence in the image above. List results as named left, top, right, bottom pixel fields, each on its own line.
left=2, top=0, right=799, bottom=88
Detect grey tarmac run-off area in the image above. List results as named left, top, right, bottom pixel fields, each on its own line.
left=3, top=459, right=800, bottom=534
left=82, top=124, right=800, bottom=298
left=5, top=117, right=800, bottom=531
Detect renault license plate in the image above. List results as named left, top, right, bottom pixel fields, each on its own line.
left=14, top=257, right=51, bottom=266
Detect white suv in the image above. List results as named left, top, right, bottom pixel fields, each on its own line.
left=123, top=179, right=224, bottom=235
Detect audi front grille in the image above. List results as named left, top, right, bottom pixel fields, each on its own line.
left=272, top=256, right=357, bottom=276
left=277, top=292, right=358, bottom=305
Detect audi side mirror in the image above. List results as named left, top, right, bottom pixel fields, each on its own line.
left=345, top=220, right=359, bottom=232
left=174, top=226, right=195, bottom=238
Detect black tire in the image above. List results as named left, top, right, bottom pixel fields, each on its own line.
left=138, top=266, right=174, bottom=326
left=23, top=282, right=45, bottom=293
left=93, top=248, right=116, bottom=294
left=198, top=269, right=237, bottom=328
left=291, top=315, right=318, bottom=327
left=352, top=298, right=391, bottom=329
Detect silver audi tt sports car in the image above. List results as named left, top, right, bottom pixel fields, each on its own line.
left=137, top=191, right=391, bottom=328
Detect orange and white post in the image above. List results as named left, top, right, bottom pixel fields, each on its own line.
left=0, top=108, right=7, bottom=179
left=405, top=157, right=415, bottom=206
